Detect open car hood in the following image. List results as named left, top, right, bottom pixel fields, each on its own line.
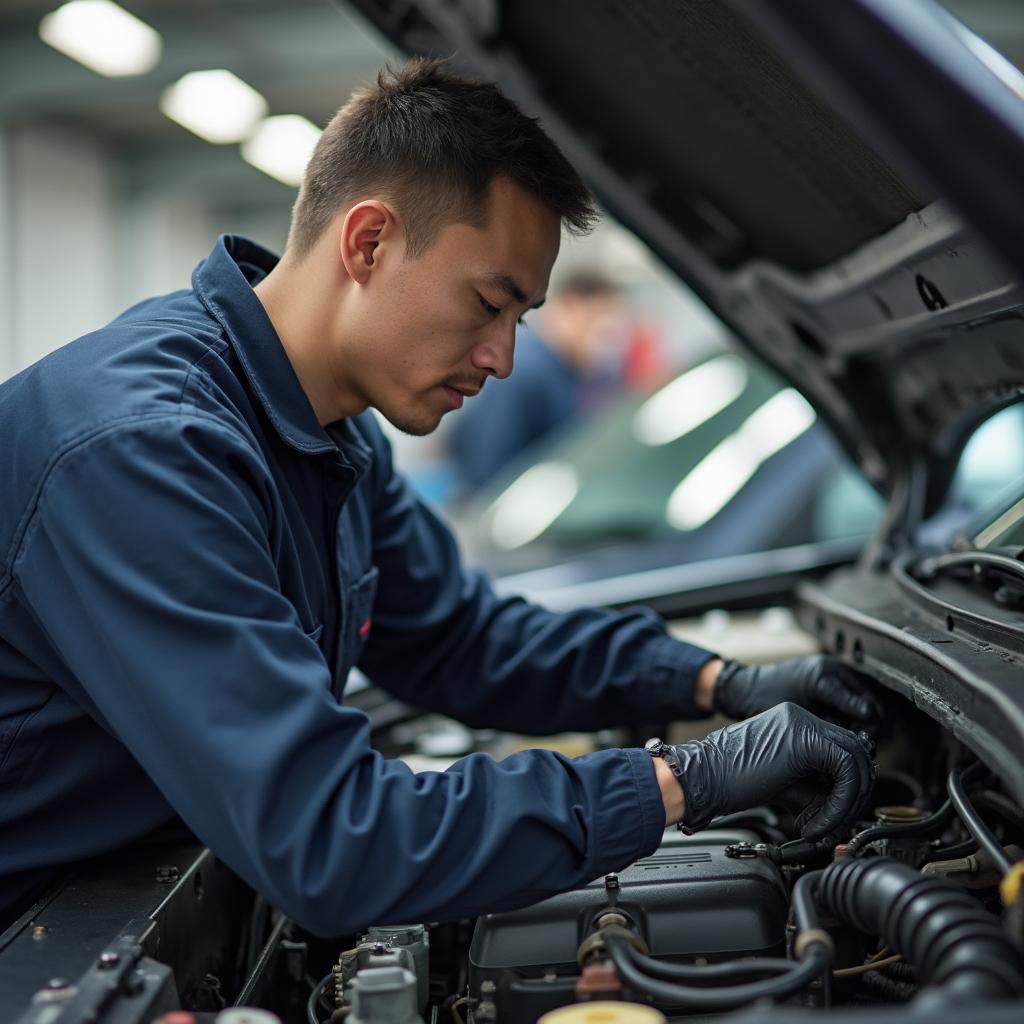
left=342, top=0, right=1024, bottom=537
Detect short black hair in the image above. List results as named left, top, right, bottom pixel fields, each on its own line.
left=288, top=57, right=598, bottom=258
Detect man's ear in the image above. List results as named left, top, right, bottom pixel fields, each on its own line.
left=339, top=200, right=397, bottom=284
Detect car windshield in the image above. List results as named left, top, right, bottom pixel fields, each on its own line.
left=971, top=481, right=1024, bottom=552
left=903, top=401, right=1024, bottom=553
left=455, top=364, right=1024, bottom=575
left=456, top=348, right=885, bottom=569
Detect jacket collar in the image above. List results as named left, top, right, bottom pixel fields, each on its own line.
left=192, top=234, right=338, bottom=455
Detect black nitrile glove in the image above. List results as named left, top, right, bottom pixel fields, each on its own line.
left=712, top=655, right=881, bottom=726
left=668, top=702, right=874, bottom=838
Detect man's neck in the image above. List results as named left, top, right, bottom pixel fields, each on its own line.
left=253, top=255, right=364, bottom=427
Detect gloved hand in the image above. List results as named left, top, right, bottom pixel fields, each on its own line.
left=712, top=655, right=881, bottom=726
left=664, top=702, right=874, bottom=838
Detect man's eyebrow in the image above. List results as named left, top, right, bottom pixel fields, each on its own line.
left=484, top=272, right=546, bottom=309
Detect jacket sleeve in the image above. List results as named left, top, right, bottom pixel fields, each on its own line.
left=13, top=415, right=667, bottom=935
left=358, top=419, right=716, bottom=732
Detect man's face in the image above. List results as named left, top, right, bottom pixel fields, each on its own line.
left=338, top=177, right=561, bottom=436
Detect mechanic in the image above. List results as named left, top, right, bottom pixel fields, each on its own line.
left=0, top=60, right=877, bottom=934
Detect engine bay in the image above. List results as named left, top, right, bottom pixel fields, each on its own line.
left=4, top=686, right=1024, bottom=1024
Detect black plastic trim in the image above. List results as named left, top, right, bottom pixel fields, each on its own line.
left=798, top=569, right=1024, bottom=803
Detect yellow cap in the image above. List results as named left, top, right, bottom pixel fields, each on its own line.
left=538, top=1004, right=666, bottom=1024
left=1000, top=859, right=1024, bottom=907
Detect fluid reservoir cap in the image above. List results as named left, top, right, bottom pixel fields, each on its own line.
left=539, top=1002, right=666, bottom=1024
left=874, top=805, right=930, bottom=825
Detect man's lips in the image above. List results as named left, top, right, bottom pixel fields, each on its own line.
left=443, top=384, right=480, bottom=409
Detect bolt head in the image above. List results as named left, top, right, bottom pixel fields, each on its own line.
left=46, top=978, right=69, bottom=990
left=32, top=925, right=48, bottom=939
left=98, top=951, right=120, bottom=969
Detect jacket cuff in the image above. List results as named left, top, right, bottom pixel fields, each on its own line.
left=636, top=635, right=719, bottom=720
left=583, top=747, right=667, bottom=879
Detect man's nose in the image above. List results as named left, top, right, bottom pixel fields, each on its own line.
left=471, top=321, right=516, bottom=380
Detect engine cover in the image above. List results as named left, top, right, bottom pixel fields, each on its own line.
left=468, top=829, right=788, bottom=1021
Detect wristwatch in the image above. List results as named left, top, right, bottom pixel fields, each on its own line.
left=644, top=737, right=690, bottom=833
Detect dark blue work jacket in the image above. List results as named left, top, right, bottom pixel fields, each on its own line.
left=0, top=235, right=713, bottom=934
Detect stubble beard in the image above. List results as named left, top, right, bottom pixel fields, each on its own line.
left=380, top=401, right=443, bottom=437
left=388, top=415, right=438, bottom=437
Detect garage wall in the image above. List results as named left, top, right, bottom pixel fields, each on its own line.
left=6, top=125, right=118, bottom=376
left=0, top=125, right=287, bottom=380
left=114, top=190, right=217, bottom=312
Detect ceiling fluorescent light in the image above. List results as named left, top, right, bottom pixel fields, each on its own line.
left=160, top=70, right=268, bottom=144
left=39, top=0, right=162, bottom=77
left=241, top=115, right=322, bottom=186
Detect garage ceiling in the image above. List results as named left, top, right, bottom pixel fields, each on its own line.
left=0, top=0, right=397, bottom=203
left=0, top=1, right=1018, bottom=208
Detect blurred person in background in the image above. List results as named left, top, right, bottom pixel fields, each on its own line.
left=448, top=271, right=626, bottom=493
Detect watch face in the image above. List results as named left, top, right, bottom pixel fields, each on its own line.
left=644, top=738, right=664, bottom=755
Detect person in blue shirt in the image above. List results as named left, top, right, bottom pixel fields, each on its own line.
left=0, top=60, right=878, bottom=934
left=448, top=271, right=624, bottom=493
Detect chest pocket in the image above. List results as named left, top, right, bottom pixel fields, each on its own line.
left=336, top=565, right=379, bottom=693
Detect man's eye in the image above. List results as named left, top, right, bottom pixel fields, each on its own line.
left=480, top=295, right=525, bottom=325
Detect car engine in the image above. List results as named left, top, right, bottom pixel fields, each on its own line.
left=467, top=828, right=788, bottom=1023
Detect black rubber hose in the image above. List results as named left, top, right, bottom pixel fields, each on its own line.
left=607, top=935, right=828, bottom=1011
left=859, top=972, right=915, bottom=1002
left=792, top=869, right=824, bottom=932
left=927, top=836, right=978, bottom=861
left=791, top=870, right=831, bottom=1008
left=790, top=872, right=831, bottom=1007
left=947, top=769, right=1016, bottom=876
left=816, top=856, right=1024, bottom=1002
left=847, top=761, right=986, bottom=855
left=623, top=956, right=792, bottom=983
left=307, top=972, right=334, bottom=1024
left=880, top=961, right=918, bottom=985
